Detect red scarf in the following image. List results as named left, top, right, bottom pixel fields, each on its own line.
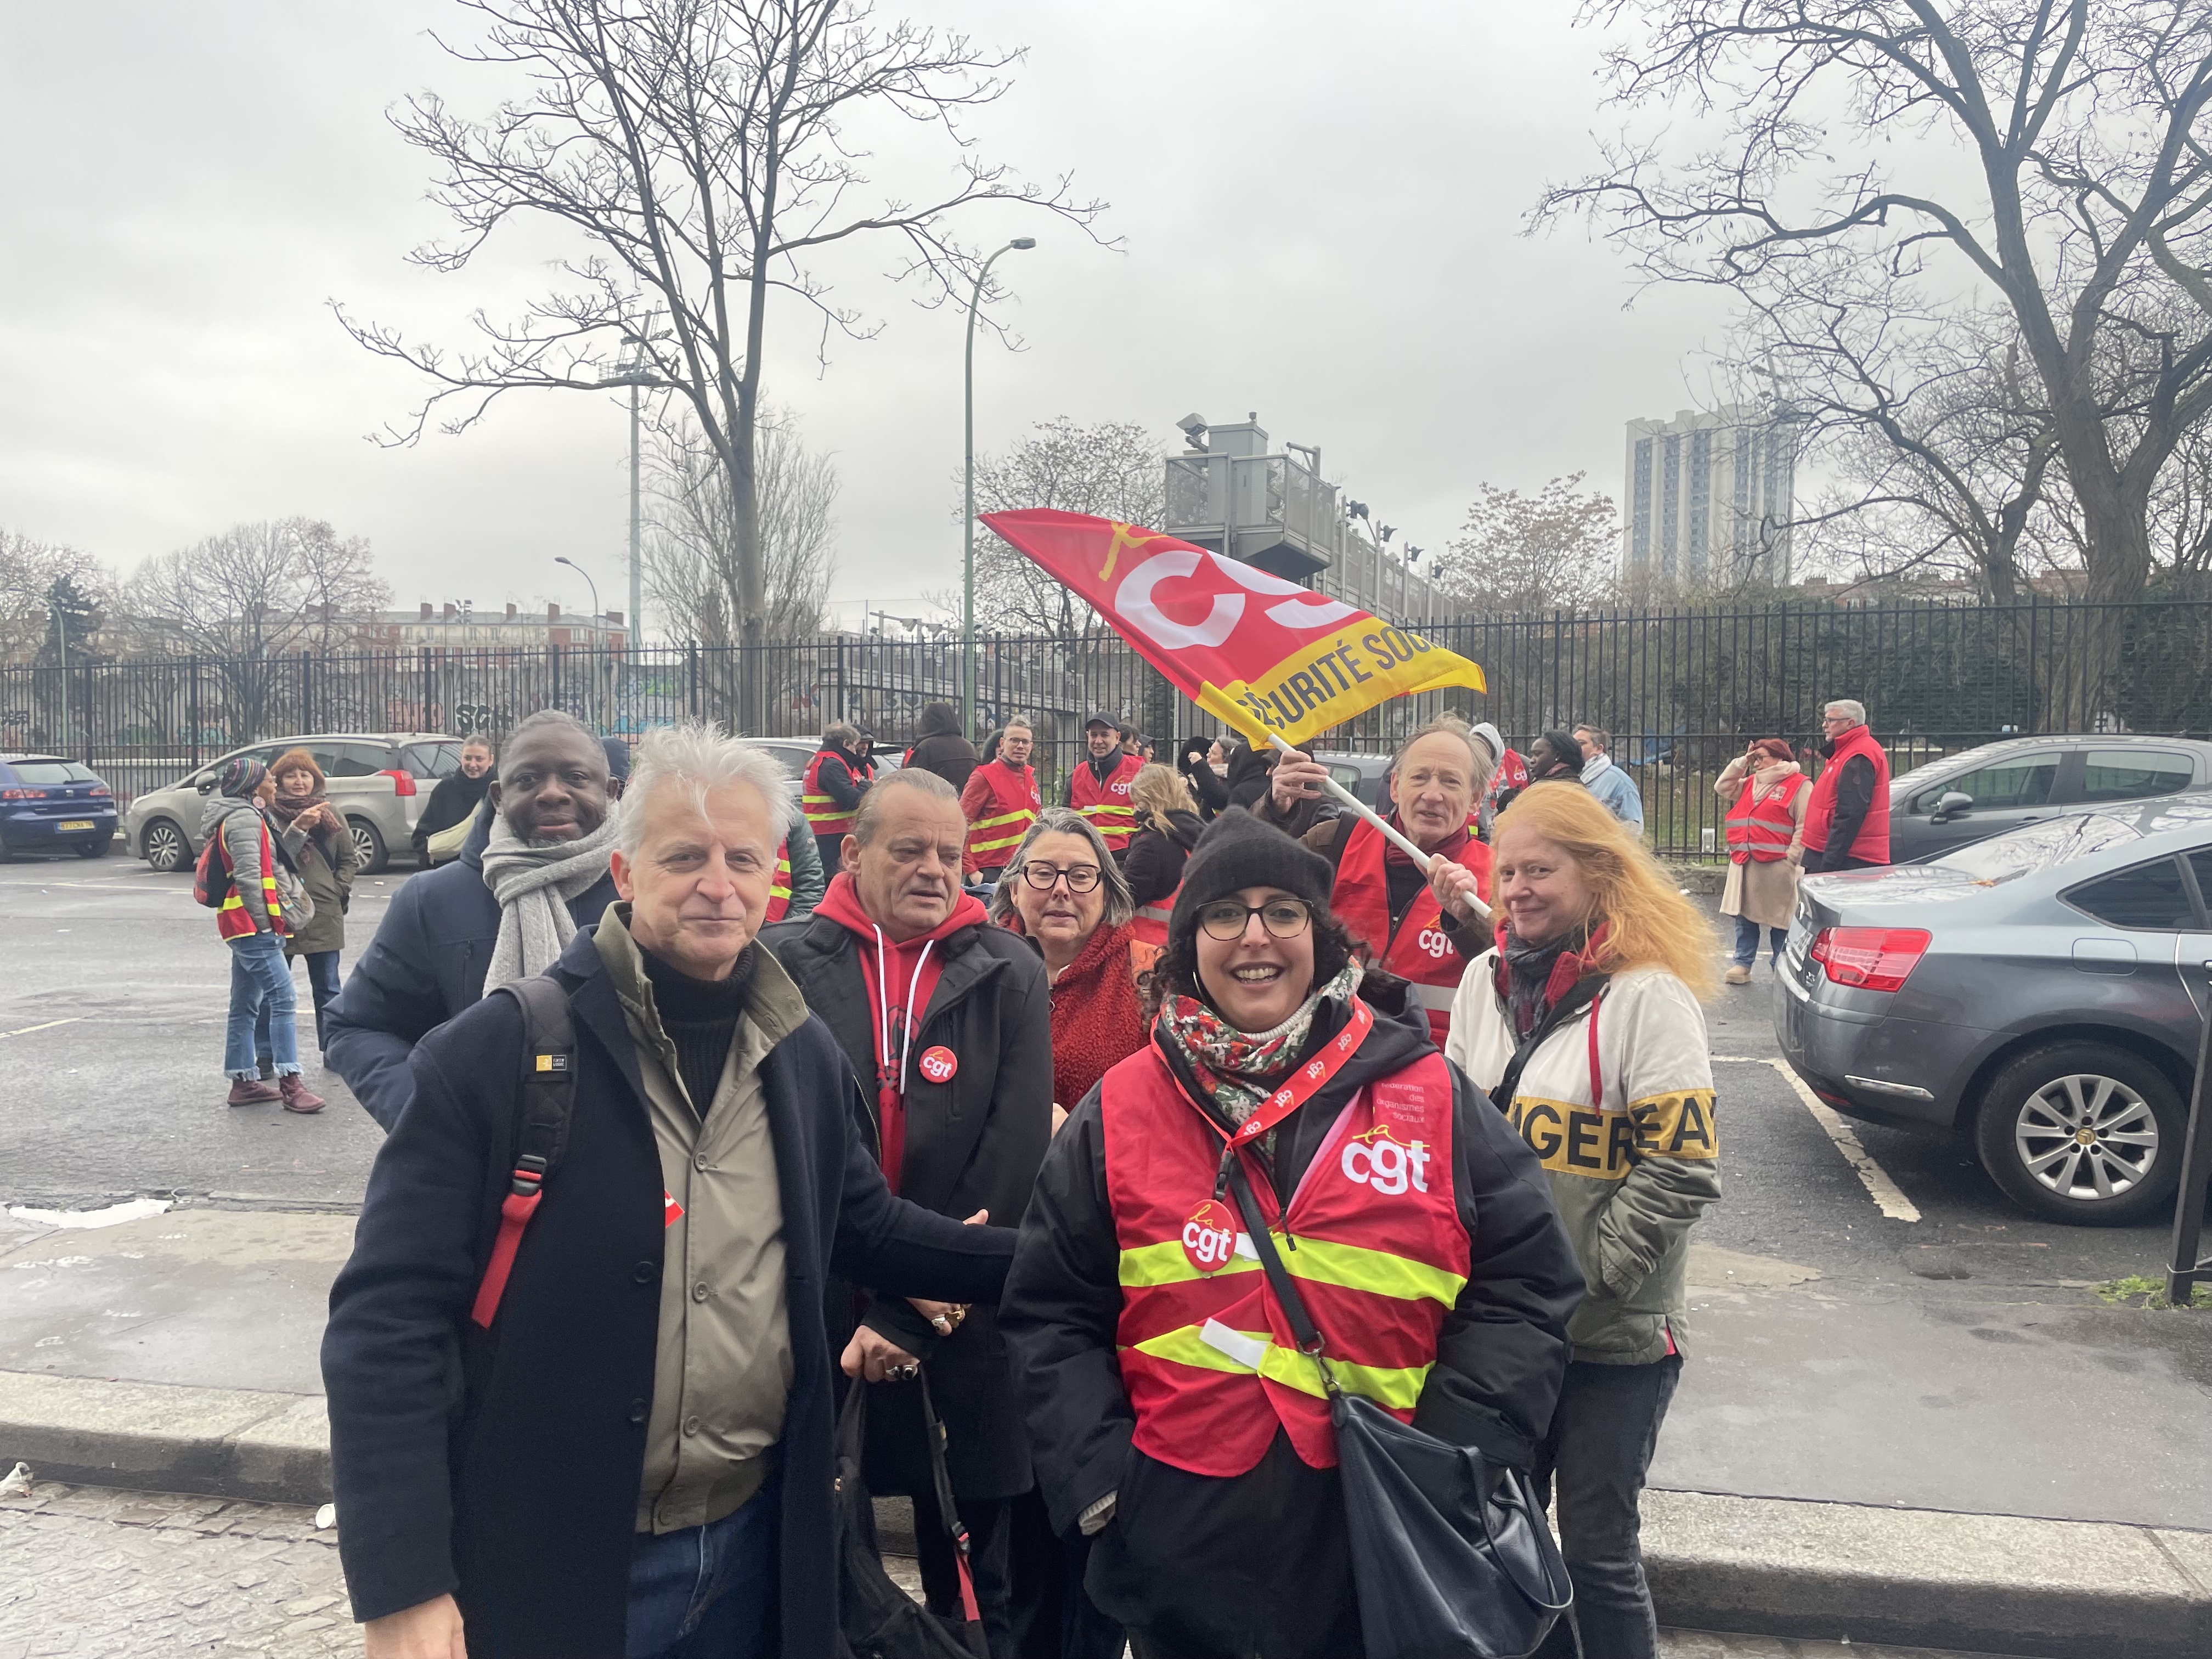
left=1386, top=813, right=1474, bottom=872
left=812, top=872, right=986, bottom=1190
left=1492, top=917, right=1612, bottom=1018
left=1003, top=913, right=1150, bottom=1110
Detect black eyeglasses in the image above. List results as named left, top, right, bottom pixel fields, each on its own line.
left=1020, top=861, right=1103, bottom=893
left=1196, top=898, right=1313, bottom=941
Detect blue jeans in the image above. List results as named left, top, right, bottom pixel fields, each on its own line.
left=297, top=950, right=342, bottom=1052
left=225, top=933, right=300, bottom=1080
left=625, top=1471, right=780, bottom=1659
left=1732, top=912, right=1786, bottom=967
left=1531, top=1356, right=1683, bottom=1659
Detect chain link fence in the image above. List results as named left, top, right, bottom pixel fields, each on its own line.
left=8, top=596, right=2209, bottom=857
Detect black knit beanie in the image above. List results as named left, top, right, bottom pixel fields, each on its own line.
left=1167, top=808, right=1335, bottom=945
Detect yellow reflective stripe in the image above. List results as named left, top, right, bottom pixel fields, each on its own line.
left=802, top=793, right=836, bottom=805
left=1136, top=904, right=1172, bottom=922
left=1121, top=1323, right=1431, bottom=1411
left=1119, top=1238, right=1261, bottom=1288
left=974, top=808, right=1035, bottom=828
left=1125, top=1324, right=1268, bottom=1376
left=1079, top=804, right=1136, bottom=820
left=769, top=884, right=791, bottom=900
left=1282, top=1236, right=1465, bottom=1307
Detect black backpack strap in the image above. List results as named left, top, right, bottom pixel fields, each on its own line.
left=469, top=975, right=578, bottom=1329
left=1487, top=972, right=1610, bottom=1116
left=917, top=1367, right=989, bottom=1657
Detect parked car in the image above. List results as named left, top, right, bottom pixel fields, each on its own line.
left=1886, top=734, right=2212, bottom=862
left=751, top=737, right=902, bottom=788
left=0, top=754, right=118, bottom=860
left=1311, top=750, right=1393, bottom=810
left=1774, top=790, right=2212, bottom=1225
left=125, top=733, right=464, bottom=876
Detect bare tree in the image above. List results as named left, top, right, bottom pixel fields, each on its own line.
left=1539, top=1, right=2212, bottom=608
left=0, top=531, right=106, bottom=665
left=336, top=0, right=1107, bottom=721
left=124, top=520, right=386, bottom=738
left=1431, top=473, right=1621, bottom=614
left=647, top=406, right=838, bottom=645
left=949, top=416, right=1166, bottom=646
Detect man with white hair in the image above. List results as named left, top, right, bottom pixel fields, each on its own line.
left=323, top=722, right=1015, bottom=1659
left=1802, top=698, right=1892, bottom=872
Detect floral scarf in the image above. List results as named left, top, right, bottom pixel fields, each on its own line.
left=1156, top=959, right=1364, bottom=1137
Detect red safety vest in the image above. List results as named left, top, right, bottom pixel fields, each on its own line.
left=765, top=840, right=793, bottom=923
left=966, top=760, right=1040, bottom=873
left=1329, top=817, right=1491, bottom=1047
left=213, top=817, right=284, bottom=941
left=1071, top=754, right=1144, bottom=854
left=802, top=749, right=859, bottom=840
left=1100, top=1041, right=1468, bottom=1477
left=1725, top=773, right=1804, bottom=865
left=1803, top=724, right=1892, bottom=864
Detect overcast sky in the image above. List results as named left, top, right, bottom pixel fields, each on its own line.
left=0, top=1, right=1738, bottom=632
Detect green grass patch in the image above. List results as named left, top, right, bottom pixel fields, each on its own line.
left=2092, top=1274, right=2212, bottom=1310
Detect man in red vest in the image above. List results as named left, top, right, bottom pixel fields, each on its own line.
left=1260, top=718, right=1496, bottom=1046
left=1068, top=712, right=1143, bottom=860
left=1802, top=699, right=1892, bottom=872
left=959, top=715, right=1041, bottom=882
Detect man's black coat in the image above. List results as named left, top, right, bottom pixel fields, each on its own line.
left=324, top=802, right=620, bottom=1129
left=760, top=908, right=1053, bottom=1500
left=321, top=927, right=1013, bottom=1659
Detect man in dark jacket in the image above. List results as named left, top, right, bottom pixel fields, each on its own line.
left=761, top=766, right=1052, bottom=1657
left=1802, top=698, right=1892, bottom=872
left=902, top=699, right=979, bottom=794
left=409, top=736, right=494, bottom=865
left=325, top=711, right=620, bottom=1130
left=324, top=724, right=1013, bottom=1659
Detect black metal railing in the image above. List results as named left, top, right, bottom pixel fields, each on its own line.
left=8, top=596, right=2208, bottom=857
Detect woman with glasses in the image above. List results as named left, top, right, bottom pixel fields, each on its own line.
left=1002, top=810, right=1584, bottom=1659
left=990, top=808, right=1151, bottom=1121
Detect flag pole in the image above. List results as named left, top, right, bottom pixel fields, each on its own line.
left=1267, top=733, right=1492, bottom=926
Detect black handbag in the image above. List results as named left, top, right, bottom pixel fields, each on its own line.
left=836, top=1372, right=989, bottom=1659
left=1227, top=1164, right=1572, bottom=1659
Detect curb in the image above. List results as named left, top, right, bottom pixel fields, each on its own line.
left=5, top=1371, right=2208, bottom=1656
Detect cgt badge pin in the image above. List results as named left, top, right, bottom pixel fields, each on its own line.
left=918, top=1046, right=958, bottom=1085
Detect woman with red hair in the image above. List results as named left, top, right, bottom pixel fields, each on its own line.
left=1713, top=737, right=1807, bottom=984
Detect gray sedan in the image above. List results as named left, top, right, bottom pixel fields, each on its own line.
left=1773, top=792, right=2212, bottom=1225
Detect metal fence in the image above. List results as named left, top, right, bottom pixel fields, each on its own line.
left=9, top=596, right=2211, bottom=857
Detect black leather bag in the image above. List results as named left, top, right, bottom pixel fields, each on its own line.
left=1228, top=1165, right=1572, bottom=1659
left=836, top=1376, right=989, bottom=1659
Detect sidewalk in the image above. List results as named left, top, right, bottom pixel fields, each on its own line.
left=3, top=1206, right=2208, bottom=1658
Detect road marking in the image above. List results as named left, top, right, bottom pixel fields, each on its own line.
left=1711, top=1054, right=1922, bottom=1223
left=0, top=1019, right=82, bottom=1040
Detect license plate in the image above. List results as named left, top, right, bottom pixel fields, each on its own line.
left=57, top=820, right=94, bottom=832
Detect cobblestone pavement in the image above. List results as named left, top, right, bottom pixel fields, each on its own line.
left=0, top=1480, right=2015, bottom=1659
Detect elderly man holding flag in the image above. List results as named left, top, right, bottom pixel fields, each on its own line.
left=979, top=509, right=1498, bottom=1044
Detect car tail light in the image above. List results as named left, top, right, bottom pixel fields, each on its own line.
left=88, top=785, right=111, bottom=798
left=1808, top=927, right=1931, bottom=993
left=0, top=788, right=48, bottom=800
left=378, top=768, right=417, bottom=797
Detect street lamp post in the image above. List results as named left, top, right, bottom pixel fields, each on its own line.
left=554, top=556, right=602, bottom=728
left=963, top=236, right=1037, bottom=742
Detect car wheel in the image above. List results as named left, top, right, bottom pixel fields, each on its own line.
left=1973, top=1042, right=2184, bottom=1226
left=348, top=816, right=388, bottom=874
left=76, top=836, right=110, bottom=858
left=142, top=819, right=191, bottom=874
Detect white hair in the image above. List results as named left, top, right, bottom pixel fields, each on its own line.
left=1825, top=699, right=1867, bottom=725
left=619, top=723, right=799, bottom=855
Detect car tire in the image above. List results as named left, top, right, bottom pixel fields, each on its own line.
left=76, top=837, right=110, bottom=858
left=1973, top=1042, right=2185, bottom=1226
left=142, top=819, right=191, bottom=874
left=348, top=815, right=388, bottom=875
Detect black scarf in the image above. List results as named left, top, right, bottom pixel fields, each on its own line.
left=1503, top=932, right=1571, bottom=1039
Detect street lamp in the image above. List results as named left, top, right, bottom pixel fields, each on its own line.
left=963, top=236, right=1037, bottom=742
left=554, top=555, right=601, bottom=622
left=554, top=555, right=602, bottom=728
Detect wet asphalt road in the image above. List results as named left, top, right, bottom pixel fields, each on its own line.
left=1, top=850, right=2206, bottom=1527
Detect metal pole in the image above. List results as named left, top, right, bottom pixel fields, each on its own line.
left=629, top=379, right=642, bottom=656
left=2164, top=965, right=2212, bottom=1306
left=964, top=237, right=1035, bottom=743
left=53, top=597, right=67, bottom=761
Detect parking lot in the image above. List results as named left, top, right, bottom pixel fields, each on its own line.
left=1, top=849, right=2207, bottom=1532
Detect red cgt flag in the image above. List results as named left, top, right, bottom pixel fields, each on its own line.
left=979, top=509, right=1485, bottom=748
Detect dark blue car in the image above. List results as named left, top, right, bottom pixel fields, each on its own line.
left=0, top=754, right=117, bottom=859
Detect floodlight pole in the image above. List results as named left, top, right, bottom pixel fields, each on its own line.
left=963, top=238, right=1036, bottom=742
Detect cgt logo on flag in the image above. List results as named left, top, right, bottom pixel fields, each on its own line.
left=979, top=510, right=1486, bottom=749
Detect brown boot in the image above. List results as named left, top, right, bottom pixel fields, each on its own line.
left=279, top=1074, right=326, bottom=1114
left=227, top=1077, right=281, bottom=1107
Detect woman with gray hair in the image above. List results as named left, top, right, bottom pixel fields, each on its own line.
left=989, top=808, right=1150, bottom=1119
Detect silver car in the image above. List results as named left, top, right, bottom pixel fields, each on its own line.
left=125, top=733, right=464, bottom=876
left=1773, top=791, right=2212, bottom=1226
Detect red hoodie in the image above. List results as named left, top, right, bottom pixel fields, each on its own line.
left=811, top=871, right=988, bottom=1191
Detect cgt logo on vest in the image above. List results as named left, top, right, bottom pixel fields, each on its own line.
left=1181, top=1199, right=1241, bottom=1275
left=1341, top=1124, right=1431, bottom=1196
left=1415, top=927, right=1453, bottom=961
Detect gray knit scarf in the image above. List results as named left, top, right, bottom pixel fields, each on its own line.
left=481, top=806, right=623, bottom=993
